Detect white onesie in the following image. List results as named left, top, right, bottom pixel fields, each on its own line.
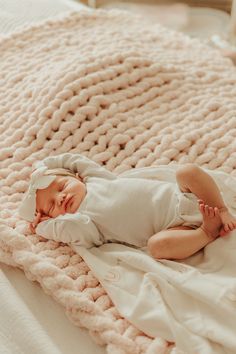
left=36, top=153, right=202, bottom=248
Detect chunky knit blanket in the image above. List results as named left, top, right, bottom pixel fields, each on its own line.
left=0, top=9, right=236, bottom=354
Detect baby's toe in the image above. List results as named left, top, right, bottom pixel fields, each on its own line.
left=214, top=207, right=220, bottom=217
left=205, top=204, right=209, bottom=216
left=199, top=203, right=204, bottom=214
left=224, top=224, right=230, bottom=232
left=198, top=199, right=204, bottom=205
left=208, top=206, right=214, bottom=218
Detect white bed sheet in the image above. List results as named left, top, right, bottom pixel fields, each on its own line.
left=0, top=263, right=106, bottom=354
left=0, top=1, right=105, bottom=353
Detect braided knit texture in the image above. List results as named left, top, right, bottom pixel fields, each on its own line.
left=0, top=9, right=236, bottom=354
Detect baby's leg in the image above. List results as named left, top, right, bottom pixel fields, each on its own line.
left=147, top=204, right=221, bottom=260
left=176, top=164, right=236, bottom=235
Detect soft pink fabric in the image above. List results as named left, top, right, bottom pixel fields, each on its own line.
left=0, top=9, right=236, bottom=354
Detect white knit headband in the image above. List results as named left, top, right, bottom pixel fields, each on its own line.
left=18, top=166, right=57, bottom=222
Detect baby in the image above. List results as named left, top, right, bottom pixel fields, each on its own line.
left=19, top=153, right=236, bottom=260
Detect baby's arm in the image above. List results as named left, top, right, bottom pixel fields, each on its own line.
left=35, top=153, right=115, bottom=181
left=33, top=213, right=103, bottom=248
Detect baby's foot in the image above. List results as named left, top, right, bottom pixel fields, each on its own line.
left=218, top=207, right=236, bottom=237
left=198, top=200, right=222, bottom=240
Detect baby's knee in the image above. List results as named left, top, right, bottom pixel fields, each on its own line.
left=147, top=233, right=170, bottom=260
left=176, top=163, right=201, bottom=182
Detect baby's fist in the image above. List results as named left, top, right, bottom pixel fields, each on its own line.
left=29, top=212, right=50, bottom=234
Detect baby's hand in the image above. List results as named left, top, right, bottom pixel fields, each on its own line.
left=29, top=212, right=50, bottom=234
left=219, top=208, right=236, bottom=237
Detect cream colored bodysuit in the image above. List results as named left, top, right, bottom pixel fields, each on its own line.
left=36, top=153, right=202, bottom=248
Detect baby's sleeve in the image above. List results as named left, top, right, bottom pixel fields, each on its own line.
left=35, top=213, right=104, bottom=249
left=35, top=153, right=115, bottom=181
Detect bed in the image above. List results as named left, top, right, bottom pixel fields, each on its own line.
left=0, top=1, right=236, bottom=354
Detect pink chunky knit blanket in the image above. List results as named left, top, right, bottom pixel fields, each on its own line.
left=0, top=9, right=236, bottom=354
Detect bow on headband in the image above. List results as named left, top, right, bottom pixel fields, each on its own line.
left=18, top=166, right=56, bottom=222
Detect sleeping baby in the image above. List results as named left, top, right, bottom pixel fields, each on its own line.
left=19, top=153, right=236, bottom=260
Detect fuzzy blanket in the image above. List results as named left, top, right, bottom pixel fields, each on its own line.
left=0, top=9, right=236, bottom=354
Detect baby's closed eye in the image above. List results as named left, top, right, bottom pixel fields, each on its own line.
left=48, top=183, right=66, bottom=216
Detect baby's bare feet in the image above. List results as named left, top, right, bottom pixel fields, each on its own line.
left=198, top=200, right=222, bottom=240
left=218, top=208, right=236, bottom=237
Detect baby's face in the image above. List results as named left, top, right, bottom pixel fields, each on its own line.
left=36, top=175, right=86, bottom=218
